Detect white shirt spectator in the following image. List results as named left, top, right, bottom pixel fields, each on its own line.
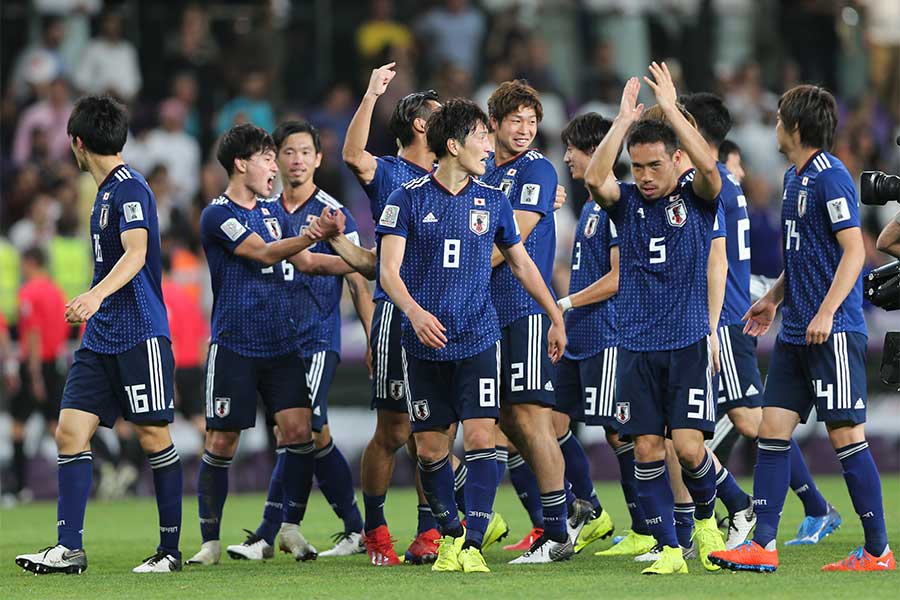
left=73, top=38, right=141, bottom=102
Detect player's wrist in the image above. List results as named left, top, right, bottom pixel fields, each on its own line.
left=557, top=296, right=573, bottom=314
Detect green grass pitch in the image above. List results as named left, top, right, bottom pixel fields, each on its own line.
left=2, top=475, right=898, bottom=599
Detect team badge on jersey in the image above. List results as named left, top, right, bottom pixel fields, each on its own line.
left=215, top=397, right=231, bottom=418
left=665, top=198, right=688, bottom=227
left=584, top=214, right=599, bottom=238
left=263, top=217, right=282, bottom=240
left=500, top=179, right=513, bottom=196
left=797, top=190, right=807, bottom=218
left=389, top=380, right=405, bottom=401
left=615, top=401, right=630, bottom=424
left=412, top=399, right=430, bottom=420
left=99, top=204, right=110, bottom=229
left=470, top=209, right=490, bottom=235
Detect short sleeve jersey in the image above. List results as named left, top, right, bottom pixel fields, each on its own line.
left=280, top=188, right=360, bottom=357
left=200, top=194, right=300, bottom=357
left=83, top=164, right=170, bottom=354
left=780, top=151, right=866, bottom=344
left=565, top=200, right=618, bottom=359
left=482, top=149, right=558, bottom=328
left=375, top=174, right=520, bottom=361
left=362, top=155, right=432, bottom=302
left=607, top=180, right=718, bottom=351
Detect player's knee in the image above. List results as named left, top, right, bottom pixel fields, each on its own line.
left=633, top=436, right=664, bottom=462
left=54, top=421, right=89, bottom=454
left=462, top=426, right=494, bottom=451
left=134, top=424, right=173, bottom=454
left=278, top=420, right=312, bottom=445
left=729, top=408, right=761, bottom=438
left=551, top=412, right=570, bottom=438
left=826, top=422, right=865, bottom=449
left=673, top=440, right=707, bottom=469
left=205, top=430, right=239, bottom=457
left=415, top=443, right=447, bottom=464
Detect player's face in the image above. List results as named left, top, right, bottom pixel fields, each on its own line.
left=457, top=121, right=491, bottom=176
left=775, top=110, right=796, bottom=155
left=243, top=149, right=278, bottom=197
left=70, top=137, right=88, bottom=172
left=628, top=142, right=677, bottom=200
left=564, top=143, right=593, bottom=181
left=493, top=106, right=538, bottom=156
left=724, top=151, right=745, bottom=183
left=277, top=132, right=322, bottom=188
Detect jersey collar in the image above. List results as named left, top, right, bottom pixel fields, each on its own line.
left=492, top=148, right=530, bottom=168
left=431, top=174, right=472, bottom=197
left=398, top=155, right=432, bottom=174
left=795, top=149, right=824, bottom=176
left=280, top=187, right=319, bottom=214
left=98, top=163, right=129, bottom=189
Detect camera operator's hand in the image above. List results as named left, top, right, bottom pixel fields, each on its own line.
left=806, top=308, right=834, bottom=345
left=875, top=210, right=900, bottom=258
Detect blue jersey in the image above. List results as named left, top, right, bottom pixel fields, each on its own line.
left=565, top=200, right=618, bottom=359
left=482, top=149, right=557, bottom=328
left=780, top=151, right=866, bottom=344
left=83, top=164, right=170, bottom=354
left=375, top=174, right=520, bottom=361
left=200, top=195, right=300, bottom=358
left=607, top=180, right=718, bottom=351
left=280, top=188, right=360, bottom=357
left=362, top=155, right=432, bottom=302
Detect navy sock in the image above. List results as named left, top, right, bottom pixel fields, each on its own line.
left=752, top=438, right=791, bottom=549
left=464, top=449, right=499, bottom=547
left=789, top=438, right=828, bottom=517
left=282, top=441, right=316, bottom=525
left=198, top=450, right=231, bottom=542
left=559, top=432, right=601, bottom=511
left=540, top=490, right=569, bottom=542
left=614, top=442, right=649, bottom=534
left=418, top=454, right=461, bottom=535
left=416, top=504, right=436, bottom=534
left=716, top=466, right=750, bottom=514
left=681, top=450, right=717, bottom=520
left=564, top=478, right=577, bottom=508
left=495, top=445, right=508, bottom=486
left=148, top=445, right=182, bottom=558
left=837, top=441, right=888, bottom=557
left=256, top=449, right=285, bottom=545
left=454, top=462, right=468, bottom=515
left=508, top=452, right=544, bottom=528
left=57, top=451, right=93, bottom=549
left=674, top=503, right=695, bottom=548
left=635, top=460, right=678, bottom=548
left=315, top=440, right=363, bottom=533
left=363, top=492, right=387, bottom=533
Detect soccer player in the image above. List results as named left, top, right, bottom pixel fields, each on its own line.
left=556, top=113, right=655, bottom=557
left=186, top=123, right=351, bottom=566
left=709, top=85, right=895, bottom=573
left=228, top=120, right=372, bottom=559
left=378, top=98, right=566, bottom=573
left=15, top=95, right=183, bottom=574
left=584, top=66, right=727, bottom=575
left=9, top=247, right=67, bottom=500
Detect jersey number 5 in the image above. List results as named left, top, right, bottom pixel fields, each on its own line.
left=649, top=237, right=666, bottom=264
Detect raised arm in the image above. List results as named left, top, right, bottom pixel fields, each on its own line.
left=233, top=231, right=316, bottom=267
left=342, top=63, right=397, bottom=186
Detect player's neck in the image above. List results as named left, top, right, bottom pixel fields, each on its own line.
left=398, top=142, right=434, bottom=171
left=433, top=162, right=471, bottom=195
left=88, top=154, right=125, bottom=187
left=280, top=178, right=316, bottom=211
left=224, top=180, right=257, bottom=208
left=788, top=146, right=820, bottom=173
left=494, top=141, right=526, bottom=165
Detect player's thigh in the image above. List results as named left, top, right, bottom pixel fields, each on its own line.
left=115, top=337, right=176, bottom=427
left=204, top=343, right=259, bottom=431
left=60, top=347, right=121, bottom=429
left=261, top=352, right=311, bottom=436
left=371, top=300, right=407, bottom=412
left=553, top=356, right=583, bottom=426
left=762, top=338, right=815, bottom=423
left=666, top=338, right=717, bottom=438
left=615, top=347, right=666, bottom=440
left=726, top=405, right=762, bottom=438
left=807, top=332, right=867, bottom=426
left=499, top=314, right=556, bottom=408
left=304, top=350, right=339, bottom=433
left=717, top=325, right=764, bottom=418
left=403, top=348, right=456, bottom=433
left=580, top=347, right=621, bottom=429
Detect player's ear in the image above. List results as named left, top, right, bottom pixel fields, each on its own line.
left=315, top=152, right=322, bottom=169
left=489, top=116, right=498, bottom=132
left=447, top=137, right=459, bottom=157
left=413, top=116, right=427, bottom=134
left=234, top=157, right=247, bottom=175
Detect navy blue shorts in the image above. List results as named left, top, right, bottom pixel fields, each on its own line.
left=764, top=332, right=867, bottom=425
left=370, top=299, right=407, bottom=412
left=204, top=343, right=309, bottom=431
left=716, top=325, right=764, bottom=417
left=555, top=348, right=619, bottom=429
left=616, top=338, right=717, bottom=439
left=61, top=337, right=175, bottom=428
left=402, top=342, right=500, bottom=432
left=306, top=350, right=339, bottom=432
left=500, top=314, right=556, bottom=407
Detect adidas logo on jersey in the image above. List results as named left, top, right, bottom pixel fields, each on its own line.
left=422, top=212, right=438, bottom=223
left=745, top=384, right=759, bottom=396
left=314, top=406, right=321, bottom=416
left=544, top=380, right=554, bottom=392
left=855, top=398, right=865, bottom=410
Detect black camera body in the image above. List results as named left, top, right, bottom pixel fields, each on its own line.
left=860, top=171, right=900, bottom=206
left=864, top=260, right=899, bottom=311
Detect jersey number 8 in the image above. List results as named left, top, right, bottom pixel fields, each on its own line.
left=443, top=239, right=460, bottom=268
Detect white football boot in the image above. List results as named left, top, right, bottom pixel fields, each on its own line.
left=186, top=540, right=221, bottom=565
left=227, top=529, right=274, bottom=560
left=133, top=551, right=182, bottom=573
left=278, top=523, right=318, bottom=561
left=319, top=532, right=365, bottom=557
left=16, top=544, right=87, bottom=575
left=509, top=535, right=575, bottom=564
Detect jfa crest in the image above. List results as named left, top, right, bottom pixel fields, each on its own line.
left=469, top=209, right=489, bottom=235
left=214, top=397, right=231, bottom=418
left=99, top=204, right=110, bottom=229
left=263, top=217, right=282, bottom=240
left=412, top=399, right=430, bottom=421
left=665, top=198, right=688, bottom=228
left=500, top=179, right=513, bottom=196
left=797, top=190, right=807, bottom=218
left=584, top=214, right=599, bottom=238
left=389, top=380, right=405, bottom=401
left=615, top=401, right=630, bottom=424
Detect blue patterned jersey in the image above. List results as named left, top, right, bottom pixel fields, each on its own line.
left=482, top=149, right=557, bottom=328
left=280, top=188, right=359, bottom=357
left=83, top=164, right=170, bottom=354
left=375, top=174, right=520, bottom=361
left=362, top=155, right=432, bottom=302
left=779, top=151, right=866, bottom=344
left=565, top=200, right=618, bottom=360
left=607, top=180, right=718, bottom=351
left=200, top=195, right=300, bottom=357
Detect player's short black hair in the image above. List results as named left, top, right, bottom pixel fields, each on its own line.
left=679, top=92, right=732, bottom=147
left=22, top=246, right=47, bottom=268
left=488, top=79, right=543, bottom=124
left=272, top=120, right=321, bottom=154
left=216, top=123, right=276, bottom=176
left=390, top=90, right=440, bottom=148
left=67, top=95, right=128, bottom=156
left=426, top=98, right=488, bottom=159
left=777, top=84, right=838, bottom=151
left=718, top=139, right=741, bottom=163
left=561, top=113, right=613, bottom=153
left=626, top=119, right=678, bottom=156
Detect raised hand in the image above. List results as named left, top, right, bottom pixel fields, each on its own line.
left=366, top=62, right=397, bottom=98
left=643, top=61, right=677, bottom=113
left=308, top=207, right=346, bottom=241
left=618, top=76, right=645, bottom=123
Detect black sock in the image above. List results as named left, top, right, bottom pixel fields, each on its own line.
left=12, top=440, right=25, bottom=492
